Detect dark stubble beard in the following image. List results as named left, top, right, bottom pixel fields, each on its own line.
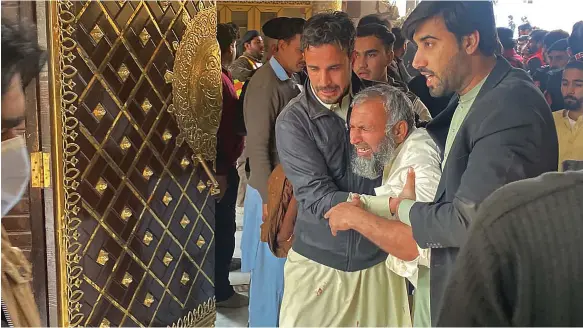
left=428, top=49, right=467, bottom=98
left=351, top=135, right=397, bottom=180
left=564, top=96, right=583, bottom=111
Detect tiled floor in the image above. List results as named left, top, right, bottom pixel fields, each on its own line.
left=215, top=207, right=250, bottom=327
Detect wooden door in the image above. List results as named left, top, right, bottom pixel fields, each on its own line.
left=48, top=1, right=218, bottom=326
left=217, top=1, right=312, bottom=34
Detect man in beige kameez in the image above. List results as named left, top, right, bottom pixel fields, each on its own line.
left=276, top=12, right=411, bottom=327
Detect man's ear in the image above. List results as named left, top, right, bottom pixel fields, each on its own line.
left=350, top=50, right=357, bottom=66
left=278, top=39, right=287, bottom=51
left=387, top=49, right=395, bottom=64
left=464, top=30, right=480, bottom=55
left=392, top=120, right=409, bottom=144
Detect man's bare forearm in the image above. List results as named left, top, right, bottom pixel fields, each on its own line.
left=350, top=209, right=419, bottom=261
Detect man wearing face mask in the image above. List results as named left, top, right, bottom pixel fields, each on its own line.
left=1, top=22, right=47, bottom=327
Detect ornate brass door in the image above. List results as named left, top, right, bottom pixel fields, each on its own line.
left=49, top=1, right=220, bottom=326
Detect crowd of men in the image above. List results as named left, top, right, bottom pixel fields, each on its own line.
left=1, top=0, right=583, bottom=327
left=213, top=1, right=583, bottom=327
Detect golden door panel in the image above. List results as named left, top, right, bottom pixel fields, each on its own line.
left=51, top=0, right=218, bottom=326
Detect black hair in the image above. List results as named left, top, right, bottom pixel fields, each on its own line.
left=518, top=23, right=532, bottom=31
left=547, top=39, right=568, bottom=53
left=1, top=21, right=47, bottom=96
left=564, top=58, right=583, bottom=71
left=497, top=27, right=515, bottom=50
left=402, top=1, right=498, bottom=56
left=241, top=30, right=260, bottom=46
left=358, top=14, right=391, bottom=29
left=226, top=22, right=240, bottom=39
left=217, top=23, right=237, bottom=54
left=543, top=29, right=569, bottom=49
left=284, top=18, right=306, bottom=43
left=301, top=11, right=355, bottom=56
left=568, top=21, right=583, bottom=54
left=356, top=23, right=395, bottom=50
left=529, top=29, right=548, bottom=44
left=391, top=27, right=406, bottom=50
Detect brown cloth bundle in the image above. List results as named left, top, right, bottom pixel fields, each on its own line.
left=260, top=164, right=297, bottom=258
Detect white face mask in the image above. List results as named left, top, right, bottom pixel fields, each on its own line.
left=1, top=136, right=30, bottom=217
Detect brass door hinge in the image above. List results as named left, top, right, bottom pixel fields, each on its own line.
left=30, top=152, right=51, bottom=188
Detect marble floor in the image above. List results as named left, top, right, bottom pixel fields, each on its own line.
left=215, top=207, right=250, bottom=327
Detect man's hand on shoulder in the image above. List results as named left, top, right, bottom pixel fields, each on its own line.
left=390, top=167, right=417, bottom=215
left=324, top=196, right=363, bottom=236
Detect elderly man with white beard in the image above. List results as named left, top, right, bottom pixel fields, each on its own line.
left=325, top=84, right=441, bottom=327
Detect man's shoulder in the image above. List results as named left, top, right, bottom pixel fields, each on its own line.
left=232, top=56, right=252, bottom=66
left=251, top=62, right=276, bottom=80
left=475, top=171, right=583, bottom=232
left=402, top=128, right=440, bottom=158
left=276, top=91, right=308, bottom=126
left=552, top=109, right=565, bottom=120
left=246, top=64, right=278, bottom=90
left=408, top=128, right=436, bottom=145
left=485, top=68, right=546, bottom=109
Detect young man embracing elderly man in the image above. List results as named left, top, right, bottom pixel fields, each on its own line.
left=277, top=1, right=557, bottom=327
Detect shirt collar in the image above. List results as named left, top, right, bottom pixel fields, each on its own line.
left=563, top=109, right=583, bottom=122
left=270, top=56, right=290, bottom=81
left=459, top=74, right=489, bottom=105
left=243, top=51, right=262, bottom=63
left=310, top=83, right=353, bottom=110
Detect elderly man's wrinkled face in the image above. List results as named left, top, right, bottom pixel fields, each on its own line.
left=305, top=44, right=352, bottom=104
left=349, top=98, right=397, bottom=179
left=412, top=16, right=470, bottom=97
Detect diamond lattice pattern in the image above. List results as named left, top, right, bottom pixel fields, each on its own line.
left=71, top=1, right=216, bottom=326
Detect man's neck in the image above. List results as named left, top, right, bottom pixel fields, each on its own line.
left=458, top=56, right=497, bottom=96
left=221, top=59, right=232, bottom=68
left=378, top=70, right=388, bottom=83
left=567, top=108, right=583, bottom=121
left=272, top=54, right=292, bottom=77
left=394, top=50, right=404, bottom=59
left=243, top=51, right=260, bottom=62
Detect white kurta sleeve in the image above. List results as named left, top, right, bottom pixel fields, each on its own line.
left=369, top=129, right=442, bottom=286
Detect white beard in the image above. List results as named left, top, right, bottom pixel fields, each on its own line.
left=351, top=136, right=397, bottom=180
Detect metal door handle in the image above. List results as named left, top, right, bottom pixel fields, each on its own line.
left=194, top=154, right=220, bottom=195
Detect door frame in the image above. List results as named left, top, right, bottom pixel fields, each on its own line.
left=217, top=1, right=313, bottom=32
